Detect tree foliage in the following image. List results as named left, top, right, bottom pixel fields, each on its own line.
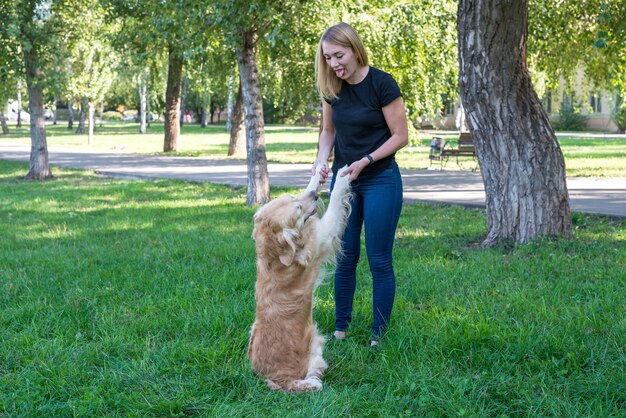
left=528, top=0, right=626, bottom=97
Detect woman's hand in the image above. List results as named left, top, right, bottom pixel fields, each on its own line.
left=311, top=160, right=330, bottom=184
left=342, top=157, right=370, bottom=182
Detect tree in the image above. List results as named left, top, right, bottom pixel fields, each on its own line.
left=65, top=2, right=116, bottom=144
left=227, top=82, right=245, bottom=157
left=458, top=0, right=572, bottom=246
left=5, top=0, right=59, bottom=180
left=215, top=0, right=336, bottom=205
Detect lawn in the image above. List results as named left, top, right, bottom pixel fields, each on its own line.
left=1, top=159, right=624, bottom=416
left=2, top=122, right=626, bottom=177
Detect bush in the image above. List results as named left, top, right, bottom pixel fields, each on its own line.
left=552, top=104, right=588, bottom=131
left=102, top=111, right=123, bottom=121
left=611, top=102, right=626, bottom=133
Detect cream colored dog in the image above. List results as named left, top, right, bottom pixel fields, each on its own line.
left=248, top=163, right=352, bottom=391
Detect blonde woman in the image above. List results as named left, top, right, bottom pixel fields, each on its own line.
left=313, top=22, right=408, bottom=348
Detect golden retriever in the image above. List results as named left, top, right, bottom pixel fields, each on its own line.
left=248, top=163, right=352, bottom=391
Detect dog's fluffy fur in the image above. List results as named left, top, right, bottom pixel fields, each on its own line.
left=248, top=164, right=352, bottom=391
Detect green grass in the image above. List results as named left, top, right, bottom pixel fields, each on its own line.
left=1, top=159, right=625, bottom=416
left=1, top=122, right=625, bottom=177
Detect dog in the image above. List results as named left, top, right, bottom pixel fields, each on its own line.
left=248, top=163, right=352, bottom=391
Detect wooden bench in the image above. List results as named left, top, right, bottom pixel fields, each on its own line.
left=439, top=132, right=476, bottom=168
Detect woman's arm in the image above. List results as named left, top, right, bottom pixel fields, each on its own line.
left=312, top=101, right=336, bottom=182
left=343, top=96, right=409, bottom=181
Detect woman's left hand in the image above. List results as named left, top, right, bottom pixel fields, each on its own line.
left=341, top=157, right=370, bottom=182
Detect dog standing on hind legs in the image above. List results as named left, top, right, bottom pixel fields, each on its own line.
left=248, top=163, right=352, bottom=391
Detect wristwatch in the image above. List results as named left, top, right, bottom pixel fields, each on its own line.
left=365, top=154, right=374, bottom=164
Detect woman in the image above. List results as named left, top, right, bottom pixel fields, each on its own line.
left=313, top=22, right=409, bottom=347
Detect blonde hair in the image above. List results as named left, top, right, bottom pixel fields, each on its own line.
left=315, top=22, right=369, bottom=101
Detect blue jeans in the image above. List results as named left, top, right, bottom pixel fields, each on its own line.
left=330, top=162, right=403, bottom=338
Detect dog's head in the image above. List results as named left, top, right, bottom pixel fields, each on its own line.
left=252, top=190, right=321, bottom=267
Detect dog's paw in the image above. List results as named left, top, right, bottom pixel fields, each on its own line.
left=334, top=165, right=351, bottom=193
left=305, top=161, right=328, bottom=194
left=293, top=376, right=323, bottom=391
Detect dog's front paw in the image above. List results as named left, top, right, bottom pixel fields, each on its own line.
left=305, top=161, right=328, bottom=194
left=334, top=165, right=351, bottom=193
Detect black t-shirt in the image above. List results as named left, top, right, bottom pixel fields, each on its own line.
left=325, top=66, right=402, bottom=179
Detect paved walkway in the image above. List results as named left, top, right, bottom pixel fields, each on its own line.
left=1, top=144, right=625, bottom=217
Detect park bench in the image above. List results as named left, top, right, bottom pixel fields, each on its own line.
left=430, top=132, right=477, bottom=169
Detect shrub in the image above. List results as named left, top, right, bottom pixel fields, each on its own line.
left=102, top=111, right=123, bottom=121
left=552, top=103, right=588, bottom=131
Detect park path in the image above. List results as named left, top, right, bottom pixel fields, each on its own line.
left=0, top=144, right=625, bottom=217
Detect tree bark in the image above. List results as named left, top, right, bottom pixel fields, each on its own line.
left=458, top=0, right=572, bottom=246
left=236, top=30, right=270, bottom=205
left=23, top=49, right=52, bottom=180
left=227, top=81, right=246, bottom=157
left=164, top=47, right=183, bottom=152
left=0, top=110, right=9, bottom=135
left=226, top=74, right=235, bottom=133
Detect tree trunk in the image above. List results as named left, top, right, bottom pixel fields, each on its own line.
left=99, top=99, right=104, bottom=128
left=16, top=79, right=23, bottom=128
left=164, top=47, right=183, bottom=152
left=228, top=82, right=246, bottom=157
left=226, top=74, right=235, bottom=133
left=147, top=92, right=151, bottom=128
left=236, top=30, right=270, bottom=206
left=458, top=0, right=572, bottom=246
left=53, top=95, right=57, bottom=125
left=23, top=49, right=52, bottom=180
left=76, top=97, right=87, bottom=134
left=139, top=69, right=147, bottom=134
left=67, top=61, right=74, bottom=129
left=88, top=100, right=95, bottom=144
left=180, top=74, right=188, bottom=127
left=0, top=110, right=9, bottom=135
left=67, top=99, right=74, bottom=129
left=200, top=107, right=208, bottom=128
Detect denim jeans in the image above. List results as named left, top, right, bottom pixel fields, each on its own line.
left=330, top=161, right=403, bottom=338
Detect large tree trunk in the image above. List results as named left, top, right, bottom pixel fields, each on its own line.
left=164, top=47, right=183, bottom=152
left=88, top=100, right=95, bottom=144
left=227, top=82, right=245, bottom=157
left=237, top=30, right=270, bottom=206
left=23, top=50, right=52, bottom=180
left=0, top=110, right=9, bottom=135
left=458, top=0, right=572, bottom=246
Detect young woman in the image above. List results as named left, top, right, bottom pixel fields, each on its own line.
left=313, top=22, right=409, bottom=347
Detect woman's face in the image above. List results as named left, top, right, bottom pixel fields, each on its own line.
left=322, top=41, right=360, bottom=82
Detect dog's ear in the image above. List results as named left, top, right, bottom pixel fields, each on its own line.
left=278, top=228, right=298, bottom=266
